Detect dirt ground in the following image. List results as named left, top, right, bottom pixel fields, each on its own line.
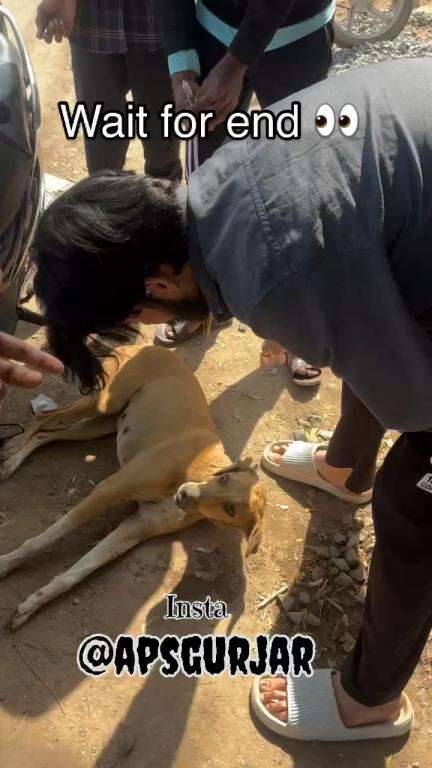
left=1, top=2, right=432, bottom=767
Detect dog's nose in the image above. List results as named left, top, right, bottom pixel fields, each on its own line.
left=175, top=489, right=188, bottom=509
left=174, top=483, right=201, bottom=509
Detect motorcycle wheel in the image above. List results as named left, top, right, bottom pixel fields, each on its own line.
left=333, top=0, right=414, bottom=48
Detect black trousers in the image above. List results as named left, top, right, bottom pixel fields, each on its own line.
left=70, top=44, right=182, bottom=180
left=340, top=430, right=432, bottom=706
left=195, top=22, right=334, bottom=165
left=326, top=381, right=385, bottom=494
left=328, top=312, right=432, bottom=705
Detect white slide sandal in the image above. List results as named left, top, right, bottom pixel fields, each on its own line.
left=250, top=670, right=413, bottom=742
left=261, top=441, right=373, bottom=505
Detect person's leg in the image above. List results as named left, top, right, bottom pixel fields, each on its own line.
left=261, top=429, right=432, bottom=728
left=70, top=44, right=129, bottom=173
left=269, top=382, right=384, bottom=497
left=341, top=430, right=432, bottom=705
left=319, top=381, right=385, bottom=493
left=127, top=49, right=182, bottom=180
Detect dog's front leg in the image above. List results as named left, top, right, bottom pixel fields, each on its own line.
left=11, top=504, right=200, bottom=629
left=0, top=465, right=140, bottom=580
left=10, top=511, right=147, bottom=629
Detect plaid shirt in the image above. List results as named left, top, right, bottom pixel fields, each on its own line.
left=71, top=0, right=163, bottom=54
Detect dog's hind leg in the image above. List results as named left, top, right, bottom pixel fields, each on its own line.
left=0, top=413, right=118, bottom=480
left=10, top=503, right=199, bottom=628
left=20, top=395, right=99, bottom=438
left=0, top=394, right=100, bottom=465
left=0, top=463, right=143, bottom=579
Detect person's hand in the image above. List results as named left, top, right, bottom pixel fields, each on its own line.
left=195, top=52, right=247, bottom=131
left=0, top=333, right=64, bottom=404
left=0, top=270, right=64, bottom=405
left=171, top=71, right=200, bottom=112
left=36, top=0, right=76, bottom=44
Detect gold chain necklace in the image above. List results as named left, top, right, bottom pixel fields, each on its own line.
left=202, top=312, right=214, bottom=337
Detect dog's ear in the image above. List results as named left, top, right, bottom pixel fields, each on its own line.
left=213, top=463, right=241, bottom=477
left=246, top=483, right=266, bottom=556
left=214, top=456, right=258, bottom=476
left=239, top=455, right=259, bottom=473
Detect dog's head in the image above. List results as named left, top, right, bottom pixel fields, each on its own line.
left=174, top=457, right=266, bottom=556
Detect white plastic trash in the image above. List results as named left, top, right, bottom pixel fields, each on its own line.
left=30, top=394, right=58, bottom=414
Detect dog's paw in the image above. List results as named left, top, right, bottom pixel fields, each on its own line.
left=9, top=589, right=43, bottom=630
left=0, top=432, right=27, bottom=460
left=0, top=557, right=14, bottom=580
left=174, top=482, right=201, bottom=509
left=10, top=596, right=36, bottom=630
left=0, top=462, right=16, bottom=481
left=0, top=454, right=22, bottom=481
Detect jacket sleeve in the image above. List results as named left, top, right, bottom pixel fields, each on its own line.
left=247, top=245, right=432, bottom=432
left=162, top=0, right=201, bottom=77
left=229, top=0, right=295, bottom=66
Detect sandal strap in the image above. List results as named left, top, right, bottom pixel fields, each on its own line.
left=287, top=670, right=343, bottom=737
left=279, top=440, right=323, bottom=467
left=289, top=356, right=320, bottom=375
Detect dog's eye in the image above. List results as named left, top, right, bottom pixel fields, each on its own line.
left=218, top=474, right=230, bottom=487
left=223, top=502, right=236, bottom=518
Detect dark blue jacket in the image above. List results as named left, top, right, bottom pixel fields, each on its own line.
left=187, top=59, right=432, bottom=430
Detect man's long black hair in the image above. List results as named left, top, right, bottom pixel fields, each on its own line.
left=34, top=171, right=188, bottom=392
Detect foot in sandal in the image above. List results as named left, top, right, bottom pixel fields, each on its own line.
left=251, top=671, right=413, bottom=741
left=285, top=351, right=322, bottom=387
left=260, top=342, right=321, bottom=387
left=154, top=318, right=232, bottom=346
left=261, top=441, right=372, bottom=504
left=154, top=320, right=205, bottom=346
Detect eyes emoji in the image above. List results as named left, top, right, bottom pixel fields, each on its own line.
left=315, top=104, right=358, bottom=138
left=315, top=103, right=335, bottom=137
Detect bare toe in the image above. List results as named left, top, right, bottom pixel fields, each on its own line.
left=293, top=366, right=321, bottom=380
left=260, top=677, right=286, bottom=692
left=259, top=677, right=287, bottom=722
left=268, top=444, right=288, bottom=464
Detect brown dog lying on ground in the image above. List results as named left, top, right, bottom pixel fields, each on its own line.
left=0, top=344, right=266, bottom=629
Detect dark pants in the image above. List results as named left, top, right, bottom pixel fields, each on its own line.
left=328, top=311, right=432, bottom=705
left=70, top=45, right=182, bottom=180
left=326, top=382, right=385, bottom=494
left=195, top=22, right=334, bottom=165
